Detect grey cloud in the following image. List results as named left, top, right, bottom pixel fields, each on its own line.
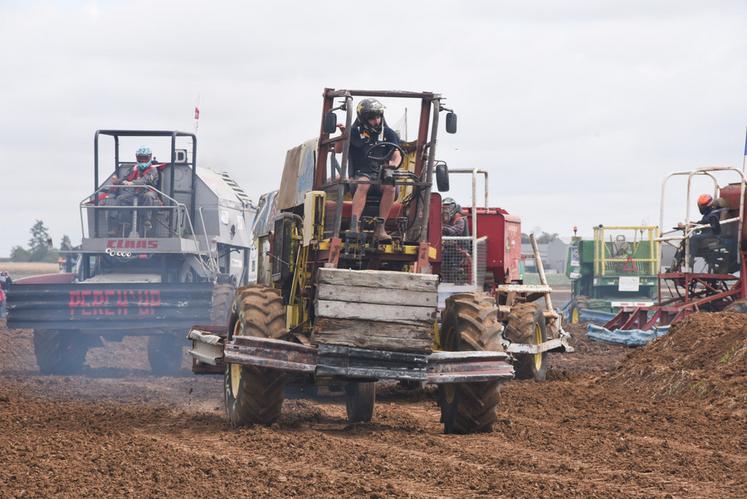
left=0, top=0, right=745, bottom=255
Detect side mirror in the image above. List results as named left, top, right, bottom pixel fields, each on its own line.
left=323, top=112, right=338, bottom=134
left=445, top=112, right=457, bottom=134
left=435, top=162, right=449, bottom=192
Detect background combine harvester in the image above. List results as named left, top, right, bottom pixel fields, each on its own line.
left=591, top=166, right=747, bottom=345
left=7, top=130, right=256, bottom=374
left=188, top=88, right=572, bottom=434
left=564, top=225, right=659, bottom=325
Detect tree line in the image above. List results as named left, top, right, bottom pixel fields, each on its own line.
left=9, top=220, right=71, bottom=263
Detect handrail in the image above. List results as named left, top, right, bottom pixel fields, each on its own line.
left=79, top=184, right=216, bottom=277
left=659, top=166, right=745, bottom=273
left=198, top=206, right=219, bottom=274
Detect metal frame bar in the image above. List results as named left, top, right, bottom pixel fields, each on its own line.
left=659, top=166, right=745, bottom=273
left=447, top=168, right=489, bottom=287
left=315, top=89, right=443, bottom=248
left=592, top=225, right=660, bottom=277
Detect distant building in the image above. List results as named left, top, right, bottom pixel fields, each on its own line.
left=522, top=238, right=569, bottom=273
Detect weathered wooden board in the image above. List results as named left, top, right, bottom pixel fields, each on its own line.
left=317, top=268, right=438, bottom=292
left=315, top=300, right=437, bottom=323
left=317, top=283, right=436, bottom=307
left=313, top=318, right=433, bottom=353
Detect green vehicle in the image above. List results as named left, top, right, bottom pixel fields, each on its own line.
left=565, top=225, right=659, bottom=324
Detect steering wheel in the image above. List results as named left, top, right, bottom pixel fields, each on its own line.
left=366, top=142, right=405, bottom=169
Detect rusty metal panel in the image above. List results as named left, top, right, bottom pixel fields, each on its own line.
left=6, top=282, right=213, bottom=331
left=426, top=351, right=514, bottom=384
left=316, top=344, right=428, bottom=381
left=276, top=139, right=317, bottom=210
left=504, top=338, right=568, bottom=355
left=224, top=336, right=317, bottom=374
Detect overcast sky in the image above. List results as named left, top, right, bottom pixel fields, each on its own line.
left=1, top=0, right=746, bottom=256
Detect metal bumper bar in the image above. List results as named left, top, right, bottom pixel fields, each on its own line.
left=188, top=329, right=514, bottom=383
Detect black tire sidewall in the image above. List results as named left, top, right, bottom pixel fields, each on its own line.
left=511, top=304, right=549, bottom=381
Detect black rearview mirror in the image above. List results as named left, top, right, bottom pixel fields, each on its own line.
left=323, top=112, right=338, bottom=134
left=445, top=112, right=457, bottom=134
left=436, top=162, right=449, bottom=192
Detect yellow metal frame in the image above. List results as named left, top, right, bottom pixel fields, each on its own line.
left=284, top=189, right=438, bottom=335
left=593, top=225, right=660, bottom=277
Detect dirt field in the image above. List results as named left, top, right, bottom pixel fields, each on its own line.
left=0, top=315, right=745, bottom=498
left=0, top=262, right=60, bottom=280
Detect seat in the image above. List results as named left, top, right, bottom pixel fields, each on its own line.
left=325, top=200, right=404, bottom=231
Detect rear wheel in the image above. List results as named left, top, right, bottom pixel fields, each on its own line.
left=224, top=286, right=287, bottom=426
left=210, top=283, right=236, bottom=326
left=345, top=382, right=376, bottom=423
left=148, top=334, right=184, bottom=375
left=438, top=293, right=503, bottom=434
left=33, top=330, right=88, bottom=374
left=505, top=302, right=548, bottom=381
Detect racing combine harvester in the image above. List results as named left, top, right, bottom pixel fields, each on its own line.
left=188, top=89, right=571, bottom=434
left=598, top=166, right=747, bottom=340
left=7, top=130, right=256, bottom=374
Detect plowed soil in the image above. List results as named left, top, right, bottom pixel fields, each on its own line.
left=1, top=315, right=745, bottom=498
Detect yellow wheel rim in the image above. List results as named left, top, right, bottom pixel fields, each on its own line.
left=230, top=320, right=243, bottom=398
left=533, top=323, right=543, bottom=371
left=230, top=363, right=242, bottom=399
left=571, top=307, right=579, bottom=324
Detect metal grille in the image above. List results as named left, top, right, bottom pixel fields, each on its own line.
left=593, top=226, right=659, bottom=277
left=441, top=236, right=487, bottom=288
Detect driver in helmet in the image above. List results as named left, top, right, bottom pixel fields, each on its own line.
left=685, top=193, right=735, bottom=270
left=441, top=197, right=468, bottom=236
left=105, top=146, right=160, bottom=233
left=345, top=98, right=401, bottom=240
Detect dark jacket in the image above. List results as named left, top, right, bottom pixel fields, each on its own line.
left=443, top=213, right=468, bottom=236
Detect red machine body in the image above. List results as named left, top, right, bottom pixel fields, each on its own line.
left=463, top=207, right=523, bottom=285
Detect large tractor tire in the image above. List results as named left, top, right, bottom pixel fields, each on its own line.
left=345, top=382, right=376, bottom=423
left=438, top=293, right=503, bottom=434
left=224, top=286, right=287, bottom=427
left=505, top=302, right=548, bottom=381
left=33, top=330, right=88, bottom=375
left=148, top=334, right=185, bottom=375
left=210, top=283, right=236, bottom=326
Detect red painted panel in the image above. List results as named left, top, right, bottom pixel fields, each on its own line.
left=463, top=208, right=522, bottom=284
left=14, top=273, right=75, bottom=285
left=428, top=193, right=442, bottom=262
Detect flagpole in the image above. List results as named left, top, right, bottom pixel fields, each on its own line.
left=194, top=94, right=201, bottom=135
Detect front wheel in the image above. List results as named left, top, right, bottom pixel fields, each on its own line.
left=224, top=286, right=287, bottom=427
left=438, top=293, right=503, bottom=434
left=505, top=303, right=548, bottom=381
left=345, top=382, right=376, bottom=423
left=33, top=330, right=88, bottom=374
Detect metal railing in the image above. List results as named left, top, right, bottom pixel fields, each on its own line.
left=657, top=166, right=746, bottom=273
left=593, top=225, right=659, bottom=277
left=79, top=184, right=217, bottom=274
left=439, top=168, right=489, bottom=290
left=441, top=236, right=487, bottom=287
left=80, top=184, right=188, bottom=239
